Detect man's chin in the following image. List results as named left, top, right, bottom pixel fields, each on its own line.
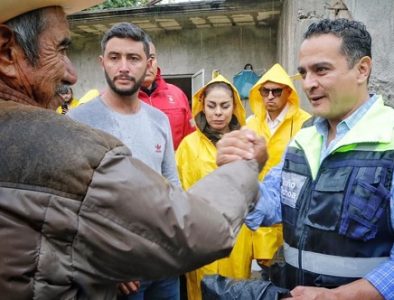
left=114, top=87, right=138, bottom=97
left=311, top=108, right=329, bottom=119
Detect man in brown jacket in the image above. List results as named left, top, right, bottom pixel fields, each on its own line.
left=0, top=1, right=266, bottom=299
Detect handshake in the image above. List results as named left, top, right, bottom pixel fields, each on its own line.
left=216, top=127, right=268, bottom=170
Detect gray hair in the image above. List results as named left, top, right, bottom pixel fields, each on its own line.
left=5, top=8, right=46, bottom=67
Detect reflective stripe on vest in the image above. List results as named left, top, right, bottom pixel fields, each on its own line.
left=283, top=242, right=389, bottom=278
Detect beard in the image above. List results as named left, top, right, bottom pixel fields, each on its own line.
left=104, top=71, right=145, bottom=96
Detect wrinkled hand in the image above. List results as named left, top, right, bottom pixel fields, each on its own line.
left=118, top=280, right=140, bottom=295
left=216, top=128, right=268, bottom=168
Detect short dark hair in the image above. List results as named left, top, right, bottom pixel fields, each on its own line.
left=101, top=22, right=150, bottom=58
left=5, top=8, right=46, bottom=67
left=304, top=18, right=372, bottom=68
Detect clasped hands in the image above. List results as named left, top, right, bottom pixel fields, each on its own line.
left=216, top=127, right=268, bottom=168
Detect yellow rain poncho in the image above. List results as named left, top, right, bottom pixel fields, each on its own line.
left=247, top=63, right=310, bottom=262
left=176, top=74, right=252, bottom=300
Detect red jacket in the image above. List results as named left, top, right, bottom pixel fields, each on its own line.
left=139, top=69, right=195, bottom=150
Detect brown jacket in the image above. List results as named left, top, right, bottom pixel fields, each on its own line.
left=0, top=100, right=260, bottom=300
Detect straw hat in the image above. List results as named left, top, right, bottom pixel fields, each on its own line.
left=0, top=0, right=103, bottom=23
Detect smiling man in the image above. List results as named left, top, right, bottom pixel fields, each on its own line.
left=219, top=18, right=394, bottom=300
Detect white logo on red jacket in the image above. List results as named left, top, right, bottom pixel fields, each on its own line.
left=167, top=95, right=175, bottom=104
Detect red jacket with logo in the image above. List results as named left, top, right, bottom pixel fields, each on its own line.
left=139, top=69, right=195, bottom=150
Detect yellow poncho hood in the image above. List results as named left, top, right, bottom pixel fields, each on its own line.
left=249, top=63, right=300, bottom=119
left=192, top=74, right=246, bottom=128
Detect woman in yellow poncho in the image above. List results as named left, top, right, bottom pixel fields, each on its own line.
left=176, top=74, right=252, bottom=300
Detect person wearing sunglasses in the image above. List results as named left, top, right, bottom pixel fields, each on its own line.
left=245, top=63, right=310, bottom=282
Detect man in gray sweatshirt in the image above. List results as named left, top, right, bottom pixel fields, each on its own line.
left=68, top=22, right=182, bottom=299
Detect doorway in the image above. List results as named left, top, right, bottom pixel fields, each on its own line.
left=163, top=69, right=205, bottom=107
left=163, top=75, right=192, bottom=106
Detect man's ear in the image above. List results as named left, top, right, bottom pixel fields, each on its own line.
left=0, top=25, right=18, bottom=78
left=147, top=56, right=153, bottom=69
left=99, top=55, right=104, bottom=70
left=356, top=56, right=372, bottom=84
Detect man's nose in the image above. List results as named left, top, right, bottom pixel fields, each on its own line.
left=302, top=72, right=318, bottom=91
left=267, top=90, right=275, bottom=99
left=63, top=55, right=77, bottom=85
left=119, top=57, right=130, bottom=72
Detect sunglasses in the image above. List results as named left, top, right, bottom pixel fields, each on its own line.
left=261, top=88, right=283, bottom=98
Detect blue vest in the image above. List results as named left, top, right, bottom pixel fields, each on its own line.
left=278, top=97, right=394, bottom=289
left=280, top=146, right=394, bottom=289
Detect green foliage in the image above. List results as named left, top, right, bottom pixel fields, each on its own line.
left=88, top=0, right=149, bottom=10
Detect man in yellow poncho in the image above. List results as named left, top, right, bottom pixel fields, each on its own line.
left=247, top=63, right=310, bottom=276
left=176, top=74, right=254, bottom=300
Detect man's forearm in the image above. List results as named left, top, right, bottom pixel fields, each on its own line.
left=334, top=279, right=383, bottom=300
left=290, top=279, right=383, bottom=300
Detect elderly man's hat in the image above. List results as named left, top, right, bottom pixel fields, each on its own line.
left=0, top=0, right=103, bottom=23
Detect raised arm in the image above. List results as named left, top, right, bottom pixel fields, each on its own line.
left=72, top=144, right=262, bottom=284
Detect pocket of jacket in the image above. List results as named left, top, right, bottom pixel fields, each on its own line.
left=304, top=167, right=350, bottom=231
left=338, top=180, right=390, bottom=241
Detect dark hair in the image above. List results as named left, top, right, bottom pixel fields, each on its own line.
left=5, top=8, right=46, bottom=67
left=145, top=33, right=153, bottom=44
left=202, top=82, right=234, bottom=102
left=101, top=22, right=150, bottom=58
left=304, top=18, right=372, bottom=68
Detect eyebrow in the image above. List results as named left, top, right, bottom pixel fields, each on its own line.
left=298, top=62, right=332, bottom=73
left=107, top=50, right=142, bottom=57
left=206, top=99, right=232, bottom=104
left=297, top=66, right=306, bottom=74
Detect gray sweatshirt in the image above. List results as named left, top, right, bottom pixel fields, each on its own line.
left=68, top=97, right=179, bottom=186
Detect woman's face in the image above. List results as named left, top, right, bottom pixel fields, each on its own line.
left=59, top=90, right=72, bottom=103
left=203, top=85, right=234, bottom=134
